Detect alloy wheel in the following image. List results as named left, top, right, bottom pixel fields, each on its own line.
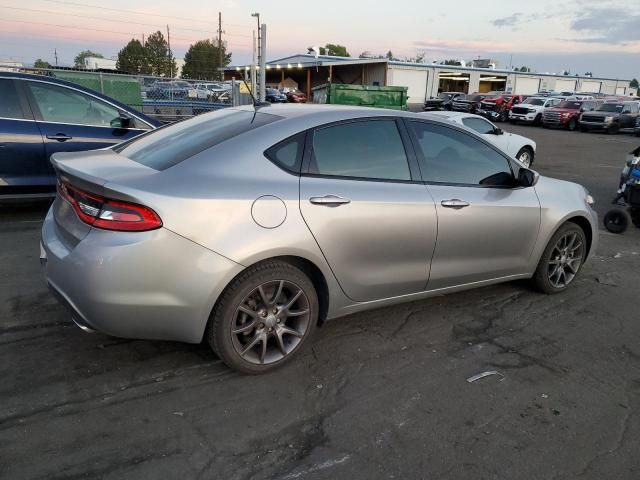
left=231, top=280, right=311, bottom=365
left=518, top=150, right=532, bottom=167
left=547, top=232, right=584, bottom=288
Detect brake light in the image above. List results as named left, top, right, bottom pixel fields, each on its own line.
left=57, top=180, right=162, bottom=232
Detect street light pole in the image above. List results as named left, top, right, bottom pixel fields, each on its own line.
left=251, top=13, right=260, bottom=98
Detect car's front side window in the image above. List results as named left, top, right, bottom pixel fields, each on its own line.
left=409, top=121, right=514, bottom=187
left=27, top=82, right=120, bottom=127
left=309, top=119, right=411, bottom=181
left=461, top=117, right=495, bottom=135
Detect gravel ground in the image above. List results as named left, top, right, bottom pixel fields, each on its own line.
left=1, top=125, right=639, bottom=480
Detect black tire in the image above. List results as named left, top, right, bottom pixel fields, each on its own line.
left=607, top=124, right=619, bottom=135
left=532, top=223, right=587, bottom=294
left=533, top=114, right=542, bottom=126
left=498, top=111, right=508, bottom=122
left=603, top=209, right=629, bottom=234
left=567, top=118, right=577, bottom=131
left=516, top=146, right=534, bottom=168
left=542, top=123, right=548, bottom=129
left=206, top=260, right=318, bottom=374
left=510, top=119, right=517, bottom=125
left=580, top=126, right=588, bottom=133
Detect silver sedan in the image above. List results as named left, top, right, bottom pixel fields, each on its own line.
left=41, top=105, right=598, bottom=374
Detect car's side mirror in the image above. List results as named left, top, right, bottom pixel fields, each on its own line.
left=494, top=128, right=503, bottom=135
left=111, top=113, right=132, bottom=129
left=518, top=167, right=539, bottom=187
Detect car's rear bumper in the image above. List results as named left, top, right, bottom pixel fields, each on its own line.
left=41, top=206, right=244, bottom=343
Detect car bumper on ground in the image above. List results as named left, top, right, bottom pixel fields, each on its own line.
left=41, top=206, right=244, bottom=343
left=580, top=121, right=608, bottom=131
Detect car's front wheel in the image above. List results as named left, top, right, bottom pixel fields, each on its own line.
left=516, top=147, right=534, bottom=168
left=532, top=223, right=587, bottom=294
left=207, top=260, right=318, bottom=374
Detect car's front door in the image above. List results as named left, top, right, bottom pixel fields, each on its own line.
left=23, top=80, right=149, bottom=161
left=0, top=78, right=49, bottom=192
left=299, top=118, right=438, bottom=302
left=407, top=120, right=541, bottom=290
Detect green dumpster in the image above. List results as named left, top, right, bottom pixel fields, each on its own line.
left=51, top=71, right=143, bottom=110
left=312, top=83, right=408, bottom=110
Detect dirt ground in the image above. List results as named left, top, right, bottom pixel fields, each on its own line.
left=1, top=125, right=639, bottom=480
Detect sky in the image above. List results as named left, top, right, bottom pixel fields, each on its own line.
left=0, top=0, right=639, bottom=79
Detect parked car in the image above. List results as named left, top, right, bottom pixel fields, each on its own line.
left=579, top=101, right=640, bottom=134
left=451, top=93, right=491, bottom=113
left=0, top=72, right=160, bottom=198
left=188, top=82, right=226, bottom=100
left=41, top=105, right=597, bottom=373
left=543, top=99, right=601, bottom=131
left=424, top=92, right=466, bottom=111
left=147, top=81, right=190, bottom=100
left=285, top=89, right=308, bottom=103
left=426, top=111, right=536, bottom=167
left=635, top=116, right=640, bottom=137
left=477, top=94, right=525, bottom=122
left=510, top=96, right=564, bottom=125
left=265, top=88, right=287, bottom=103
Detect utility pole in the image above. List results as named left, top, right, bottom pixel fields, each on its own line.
left=259, top=23, right=266, bottom=102
left=167, top=25, right=173, bottom=78
left=218, top=11, right=224, bottom=80
left=251, top=30, right=257, bottom=97
left=54, top=48, right=58, bottom=66
left=251, top=13, right=260, bottom=97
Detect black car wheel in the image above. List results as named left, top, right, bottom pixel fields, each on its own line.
left=567, top=118, right=577, bottom=131
left=604, top=209, right=629, bottom=234
left=207, top=260, right=318, bottom=374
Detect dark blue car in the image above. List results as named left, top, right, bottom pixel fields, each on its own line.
left=0, top=72, right=161, bottom=198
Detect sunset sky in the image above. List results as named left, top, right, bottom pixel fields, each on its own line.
left=1, top=0, right=639, bottom=78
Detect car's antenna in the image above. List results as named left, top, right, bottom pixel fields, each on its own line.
left=241, top=77, right=270, bottom=110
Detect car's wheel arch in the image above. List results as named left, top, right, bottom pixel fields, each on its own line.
left=537, top=215, right=594, bottom=265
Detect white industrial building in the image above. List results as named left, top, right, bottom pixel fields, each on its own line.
left=225, top=54, right=635, bottom=106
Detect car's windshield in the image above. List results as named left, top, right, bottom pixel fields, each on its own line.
left=438, top=92, right=454, bottom=99
left=524, top=98, right=545, bottom=106
left=557, top=101, right=582, bottom=109
left=113, top=109, right=281, bottom=170
left=598, top=103, right=624, bottom=112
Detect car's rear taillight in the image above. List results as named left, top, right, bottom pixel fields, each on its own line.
left=57, top=180, right=162, bottom=232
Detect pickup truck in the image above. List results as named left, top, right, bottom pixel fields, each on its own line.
left=509, top=96, right=564, bottom=125
left=477, top=93, right=526, bottom=122
left=579, top=101, right=640, bottom=134
left=451, top=93, right=490, bottom=114
left=423, top=91, right=466, bottom=111
left=542, top=99, right=601, bottom=131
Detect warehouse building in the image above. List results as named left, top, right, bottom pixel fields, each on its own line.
left=225, top=54, right=634, bottom=107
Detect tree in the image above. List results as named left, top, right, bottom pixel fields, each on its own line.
left=34, top=58, right=51, bottom=69
left=631, top=78, right=639, bottom=89
left=386, top=50, right=396, bottom=61
left=145, top=31, right=176, bottom=77
left=116, top=39, right=150, bottom=74
left=181, top=39, right=231, bottom=80
left=318, top=44, right=350, bottom=57
left=74, top=50, right=103, bottom=68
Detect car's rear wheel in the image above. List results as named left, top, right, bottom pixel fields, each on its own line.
left=207, top=260, right=318, bottom=374
left=532, top=223, right=587, bottom=294
left=533, top=114, right=542, bottom=126
left=516, top=147, right=534, bottom=168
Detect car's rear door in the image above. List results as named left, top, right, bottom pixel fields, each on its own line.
left=0, top=78, right=50, bottom=193
left=621, top=103, right=638, bottom=129
left=23, top=79, right=150, bottom=161
left=299, top=118, right=437, bottom=302
left=406, top=119, right=540, bottom=290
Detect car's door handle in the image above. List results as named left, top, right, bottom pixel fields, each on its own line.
left=46, top=134, right=72, bottom=142
left=441, top=199, right=470, bottom=209
left=309, top=195, right=351, bottom=206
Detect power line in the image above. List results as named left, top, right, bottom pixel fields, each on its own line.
left=40, top=0, right=253, bottom=28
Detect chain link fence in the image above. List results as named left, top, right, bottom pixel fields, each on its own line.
left=16, top=67, right=252, bottom=123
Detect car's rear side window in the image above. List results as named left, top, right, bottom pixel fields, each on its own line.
left=114, top=109, right=281, bottom=170
left=0, top=79, right=26, bottom=120
left=265, top=133, right=305, bottom=173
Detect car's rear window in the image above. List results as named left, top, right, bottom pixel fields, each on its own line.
left=113, top=109, right=280, bottom=170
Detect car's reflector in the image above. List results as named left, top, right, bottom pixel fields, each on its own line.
left=57, top=179, right=162, bottom=232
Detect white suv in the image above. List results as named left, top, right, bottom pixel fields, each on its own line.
left=510, top=96, right=564, bottom=125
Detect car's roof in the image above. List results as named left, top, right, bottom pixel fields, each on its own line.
left=422, top=110, right=476, bottom=120
left=228, top=103, right=430, bottom=120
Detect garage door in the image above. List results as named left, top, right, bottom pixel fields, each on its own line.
left=616, top=86, right=627, bottom=95
left=555, top=79, right=577, bottom=92
left=388, top=67, right=428, bottom=105
left=515, top=77, right=540, bottom=95
left=580, top=80, right=601, bottom=93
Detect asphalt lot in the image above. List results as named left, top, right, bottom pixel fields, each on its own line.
left=1, top=124, right=640, bottom=480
